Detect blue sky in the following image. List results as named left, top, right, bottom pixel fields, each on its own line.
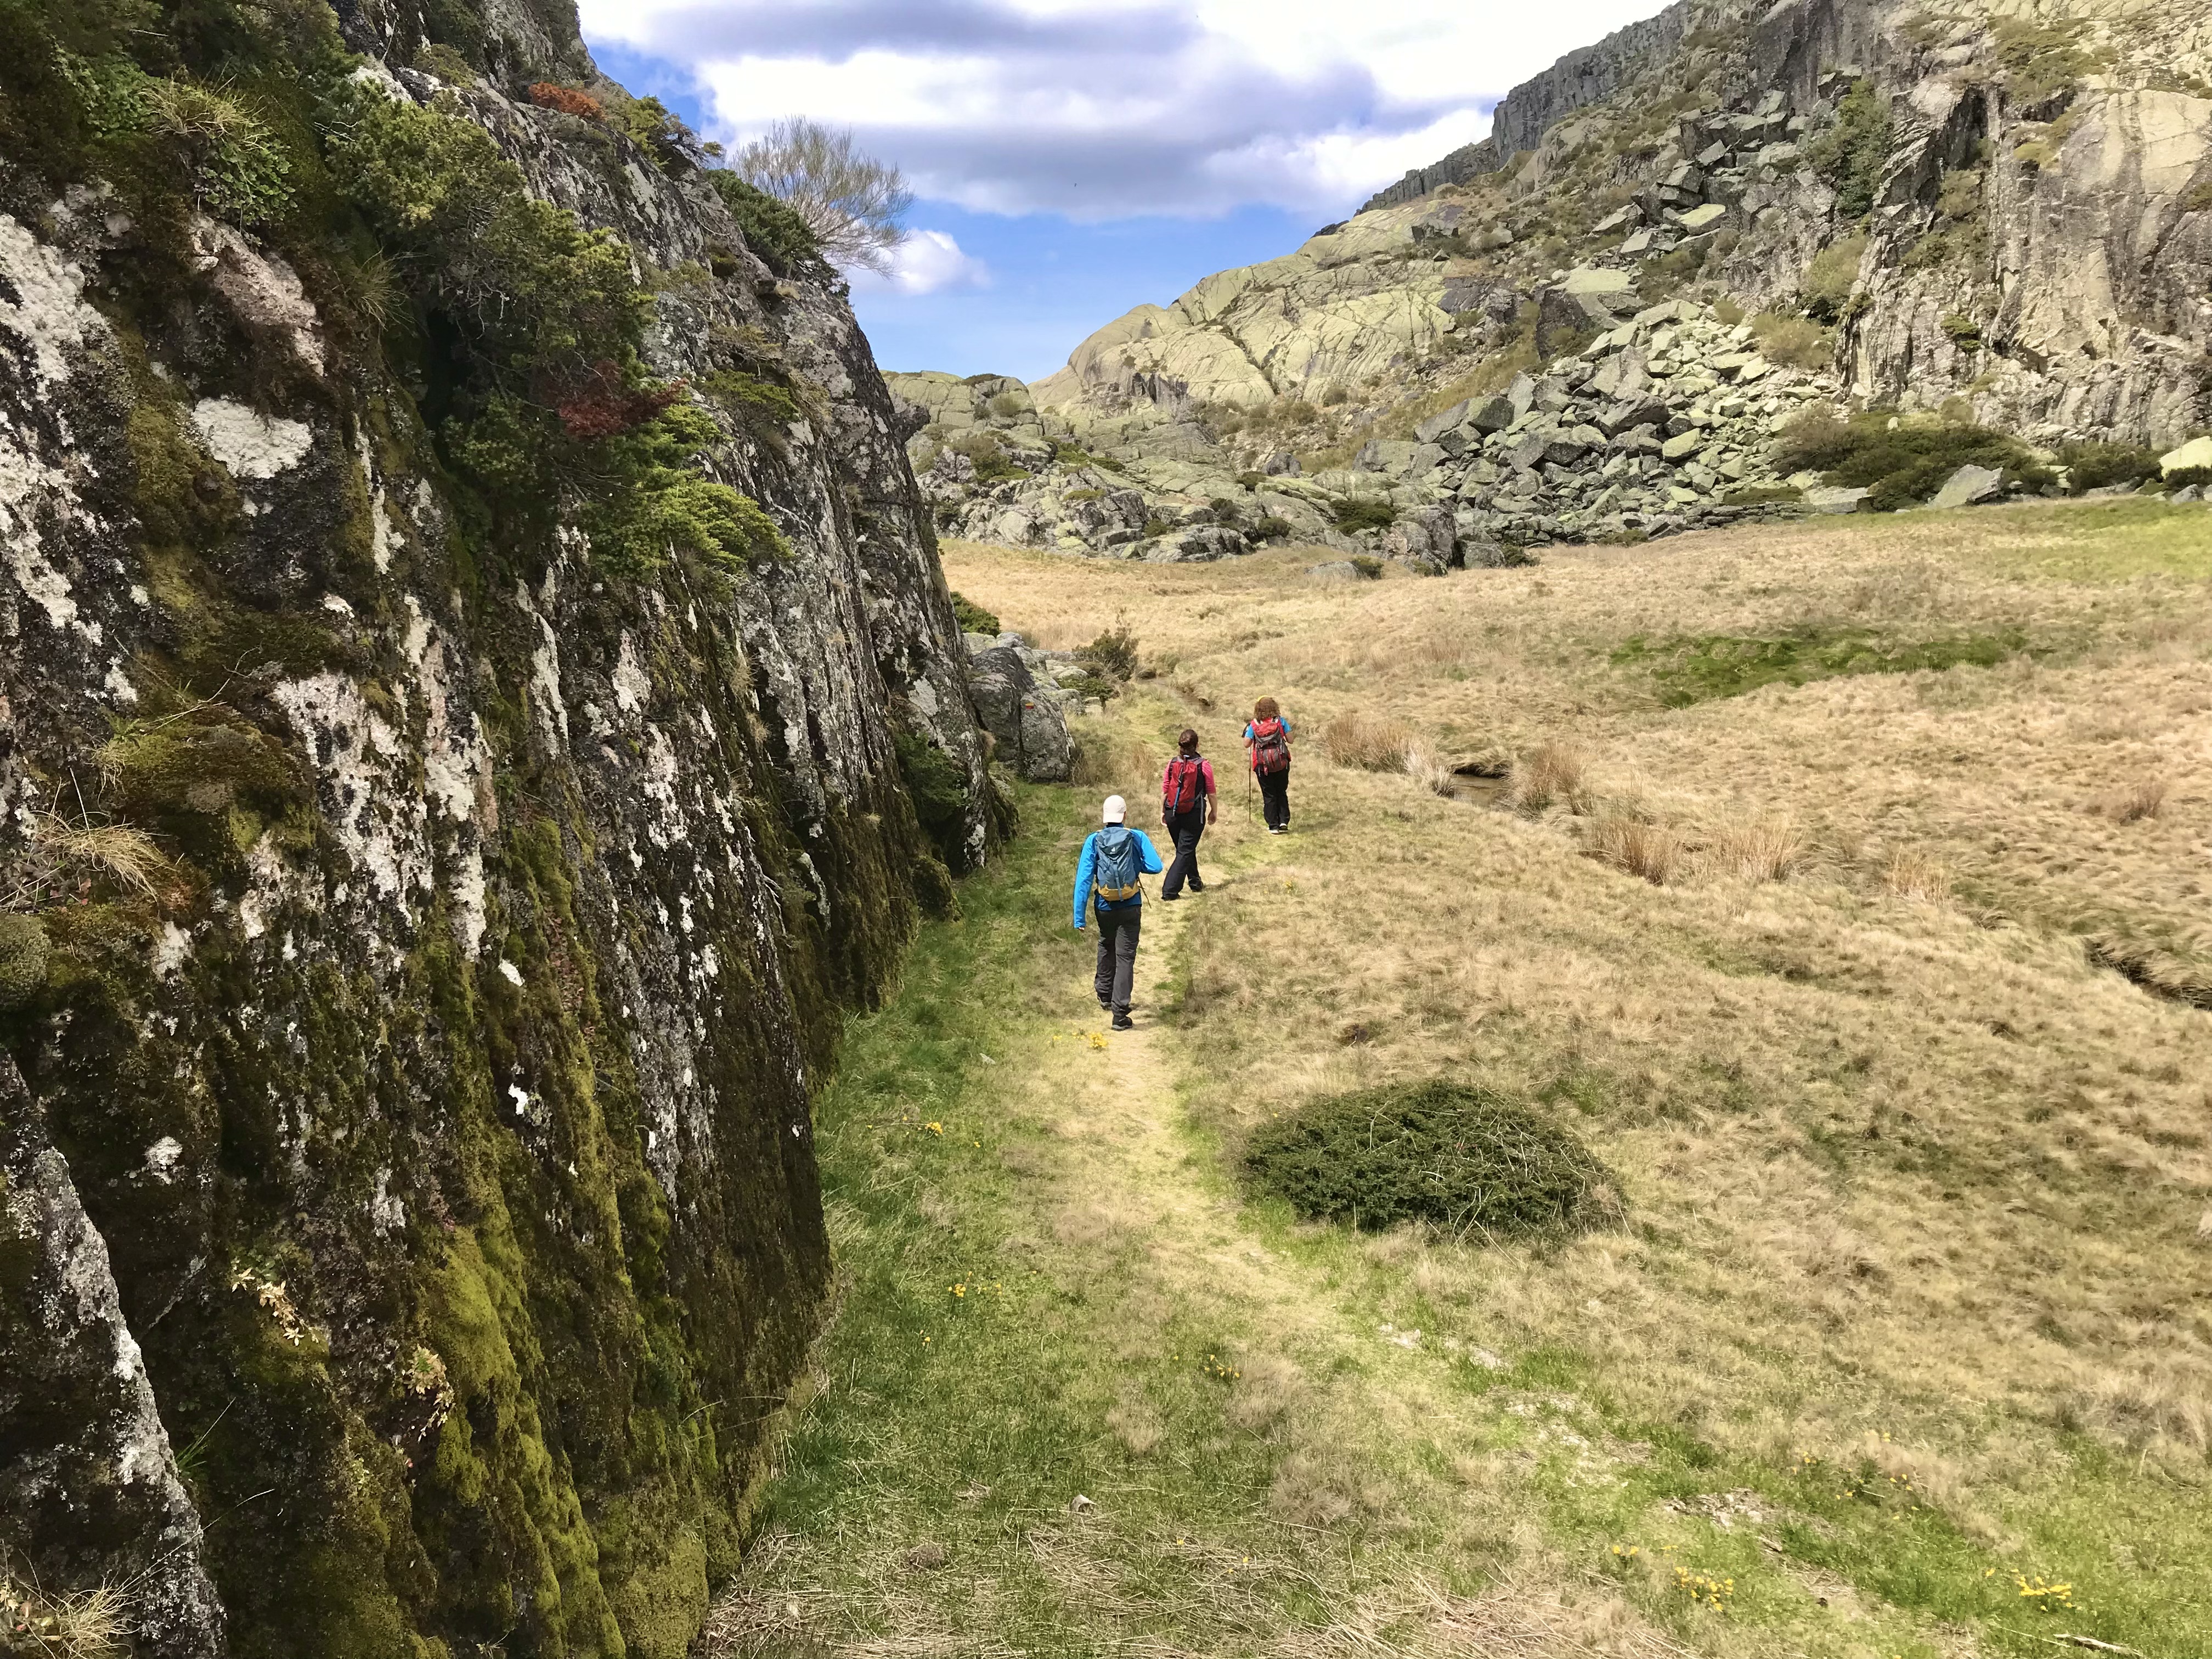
left=582, top=4, right=1674, bottom=382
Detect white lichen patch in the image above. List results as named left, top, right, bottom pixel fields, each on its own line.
left=190, top=397, right=314, bottom=480
left=499, top=959, right=524, bottom=986
left=518, top=578, right=570, bottom=752
left=143, top=1137, right=184, bottom=1182
left=152, top=921, right=193, bottom=978
left=272, top=672, right=433, bottom=909
left=613, top=629, right=651, bottom=714
left=0, top=215, right=103, bottom=389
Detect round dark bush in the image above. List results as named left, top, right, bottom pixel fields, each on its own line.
left=1242, top=1080, right=1616, bottom=1239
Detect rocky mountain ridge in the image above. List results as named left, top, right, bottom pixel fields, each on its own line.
left=901, top=0, right=2212, bottom=567
left=0, top=2, right=994, bottom=1654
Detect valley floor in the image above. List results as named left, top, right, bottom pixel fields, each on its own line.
left=703, top=501, right=2211, bottom=1659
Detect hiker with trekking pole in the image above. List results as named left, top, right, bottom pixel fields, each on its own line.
left=1158, top=729, right=1217, bottom=901
left=1244, top=697, right=1293, bottom=834
left=1073, top=794, right=1164, bottom=1031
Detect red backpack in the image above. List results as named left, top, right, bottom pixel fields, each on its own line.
left=1163, top=754, right=1206, bottom=814
left=1250, top=718, right=1290, bottom=775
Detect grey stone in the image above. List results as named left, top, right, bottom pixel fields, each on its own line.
left=969, top=647, right=1074, bottom=780
left=1467, top=394, right=1518, bottom=433
left=1306, top=560, right=1368, bottom=583
left=1416, top=399, right=1473, bottom=443
left=1595, top=397, right=1669, bottom=436
left=1804, top=485, right=1872, bottom=513
left=1660, top=431, right=1705, bottom=461
left=1930, top=464, right=2005, bottom=509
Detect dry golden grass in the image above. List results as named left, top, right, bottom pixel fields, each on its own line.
left=2093, top=774, right=2170, bottom=823
left=1506, top=744, right=1587, bottom=815
left=1323, top=712, right=1413, bottom=772
left=944, top=496, right=2212, bottom=1531
left=1705, top=815, right=1803, bottom=883
left=1586, top=816, right=1684, bottom=885
left=0, top=1576, right=131, bottom=1657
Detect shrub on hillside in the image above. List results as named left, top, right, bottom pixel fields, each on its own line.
left=1751, top=312, right=1835, bottom=369
left=1074, top=618, right=1139, bottom=697
left=707, top=171, right=826, bottom=275
left=949, top=592, right=998, bottom=635
left=1242, top=1080, right=1617, bottom=1238
left=1799, top=235, right=1867, bottom=323
left=1805, top=80, right=1893, bottom=219
left=1771, top=408, right=2047, bottom=510
left=1334, top=498, right=1397, bottom=534
left=2056, top=441, right=2163, bottom=494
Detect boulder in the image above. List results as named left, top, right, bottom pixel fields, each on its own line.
left=967, top=647, right=1073, bottom=781
left=1262, top=449, right=1302, bottom=476
left=1610, top=424, right=1664, bottom=455
left=1307, top=560, right=1368, bottom=583
left=1595, top=397, right=1670, bottom=436
left=2171, top=484, right=2202, bottom=503
left=1675, top=203, right=1728, bottom=233
left=1929, top=464, right=2005, bottom=509
left=1383, top=504, right=1458, bottom=573
left=1415, top=399, right=1473, bottom=443
left=1468, top=393, right=1517, bottom=433
left=1506, top=432, right=1553, bottom=472
left=2161, top=436, right=2212, bottom=475
left=1803, top=485, right=1871, bottom=513
left=1660, top=431, right=1704, bottom=461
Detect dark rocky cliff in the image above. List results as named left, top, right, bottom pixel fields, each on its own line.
left=0, top=1, right=996, bottom=1654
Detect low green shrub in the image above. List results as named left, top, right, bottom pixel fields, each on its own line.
left=1074, top=619, right=1139, bottom=696
left=1771, top=408, right=2046, bottom=510
left=1799, top=235, right=1867, bottom=322
left=1333, top=498, right=1397, bottom=534
left=1251, top=515, right=1294, bottom=541
left=2057, top=441, right=2164, bottom=494
left=949, top=592, right=998, bottom=635
left=1242, top=1079, right=1617, bottom=1239
left=1751, top=312, right=1834, bottom=369
left=707, top=171, right=824, bottom=275
left=1805, top=79, right=1893, bottom=219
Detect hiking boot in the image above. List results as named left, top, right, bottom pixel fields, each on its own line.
left=1111, top=1012, right=1134, bottom=1031
left=1160, top=891, right=1181, bottom=902
left=1188, top=879, right=1205, bottom=893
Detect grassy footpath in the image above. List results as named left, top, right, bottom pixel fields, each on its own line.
left=706, top=679, right=2210, bottom=1657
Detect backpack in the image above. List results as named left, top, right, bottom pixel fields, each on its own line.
left=1251, top=718, right=1290, bottom=775
left=1091, top=826, right=1143, bottom=904
left=1163, top=755, right=1205, bottom=815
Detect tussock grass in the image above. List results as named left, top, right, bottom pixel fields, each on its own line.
left=2092, top=774, right=2169, bottom=823
left=1707, top=814, right=1803, bottom=883
left=0, top=1573, right=130, bottom=1656
left=1882, top=848, right=1951, bottom=901
left=1323, top=711, right=1412, bottom=771
left=1587, top=816, right=1684, bottom=885
left=1506, top=743, right=1587, bottom=815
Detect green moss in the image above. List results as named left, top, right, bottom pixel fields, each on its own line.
left=0, top=915, right=48, bottom=1012
left=1333, top=498, right=1397, bottom=534
left=1611, top=626, right=2039, bottom=705
left=1771, top=407, right=2046, bottom=510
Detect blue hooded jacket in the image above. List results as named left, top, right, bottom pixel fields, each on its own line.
left=1072, top=826, right=1163, bottom=927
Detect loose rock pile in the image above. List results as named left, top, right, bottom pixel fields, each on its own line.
left=1404, top=297, right=1843, bottom=549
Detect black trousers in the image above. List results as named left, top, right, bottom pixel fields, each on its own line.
left=1257, top=766, right=1290, bottom=830
left=1161, top=808, right=1206, bottom=897
left=1093, top=906, right=1141, bottom=1014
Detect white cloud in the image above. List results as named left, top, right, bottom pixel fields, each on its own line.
left=849, top=229, right=992, bottom=295
left=579, top=0, right=1678, bottom=219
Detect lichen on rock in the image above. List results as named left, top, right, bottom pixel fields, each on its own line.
left=0, top=1, right=1000, bottom=1653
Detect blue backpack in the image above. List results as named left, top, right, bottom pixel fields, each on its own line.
left=1092, top=826, right=1143, bottom=904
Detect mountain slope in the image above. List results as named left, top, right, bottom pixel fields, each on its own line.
left=901, top=0, right=2212, bottom=564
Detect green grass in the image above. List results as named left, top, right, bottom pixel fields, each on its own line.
left=1939, top=498, right=2212, bottom=582
left=724, top=763, right=2212, bottom=1659
left=1611, top=627, right=2037, bottom=706
left=729, top=788, right=1373, bottom=1652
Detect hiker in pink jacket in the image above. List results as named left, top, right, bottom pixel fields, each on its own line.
left=1159, top=728, right=1217, bottom=900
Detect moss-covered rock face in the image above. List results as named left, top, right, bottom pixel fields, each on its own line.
left=0, top=2, right=995, bottom=1653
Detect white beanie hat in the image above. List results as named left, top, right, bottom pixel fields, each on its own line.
left=1102, top=794, right=1126, bottom=823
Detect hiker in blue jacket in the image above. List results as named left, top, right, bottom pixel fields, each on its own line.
left=1073, top=793, right=1164, bottom=1030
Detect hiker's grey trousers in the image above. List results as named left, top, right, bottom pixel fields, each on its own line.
left=1093, top=906, right=1141, bottom=1014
